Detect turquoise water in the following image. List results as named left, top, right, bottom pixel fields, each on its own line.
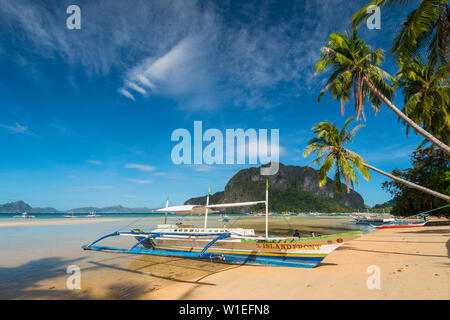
left=1, top=213, right=167, bottom=220
left=0, top=212, right=244, bottom=220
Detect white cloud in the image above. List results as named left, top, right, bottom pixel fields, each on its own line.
left=124, top=163, right=155, bottom=172
left=124, top=178, right=153, bottom=184
left=117, top=88, right=135, bottom=101
left=192, top=165, right=215, bottom=172
left=0, top=122, right=34, bottom=135
left=86, top=160, right=103, bottom=165
left=118, top=36, right=219, bottom=110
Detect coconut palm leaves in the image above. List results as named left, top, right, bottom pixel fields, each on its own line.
left=304, top=118, right=450, bottom=201
left=303, top=117, right=370, bottom=193
left=315, top=29, right=395, bottom=120
left=351, top=0, right=449, bottom=71
left=396, top=57, right=450, bottom=144
left=316, top=29, right=450, bottom=155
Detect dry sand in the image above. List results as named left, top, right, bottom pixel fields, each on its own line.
left=147, top=225, right=449, bottom=300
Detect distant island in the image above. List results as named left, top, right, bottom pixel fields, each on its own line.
left=0, top=201, right=155, bottom=214
left=185, top=162, right=368, bottom=213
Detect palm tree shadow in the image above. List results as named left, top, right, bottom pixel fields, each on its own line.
left=88, top=261, right=216, bottom=286
left=0, top=256, right=93, bottom=299
left=447, top=239, right=450, bottom=259
left=400, top=229, right=450, bottom=235
left=316, top=262, right=338, bottom=267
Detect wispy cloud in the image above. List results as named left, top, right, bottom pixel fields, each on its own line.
left=123, top=178, right=153, bottom=184
left=0, top=122, right=35, bottom=135
left=86, top=160, right=103, bottom=165
left=118, top=35, right=219, bottom=110
left=124, top=163, right=155, bottom=172
left=361, top=144, right=418, bottom=164
left=192, top=165, right=215, bottom=172
left=1, top=0, right=360, bottom=110
left=64, top=185, right=113, bottom=192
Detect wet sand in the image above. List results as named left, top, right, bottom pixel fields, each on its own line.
left=0, top=217, right=447, bottom=299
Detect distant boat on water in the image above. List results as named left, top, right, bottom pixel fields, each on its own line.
left=13, top=212, right=35, bottom=219
left=372, top=221, right=427, bottom=229
left=64, top=211, right=75, bottom=218
left=86, top=211, right=99, bottom=218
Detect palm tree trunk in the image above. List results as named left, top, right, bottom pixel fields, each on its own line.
left=363, top=76, right=450, bottom=155
left=363, top=163, right=450, bottom=202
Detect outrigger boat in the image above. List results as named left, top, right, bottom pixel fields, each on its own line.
left=371, top=221, right=426, bottom=229
left=353, top=217, right=395, bottom=225
left=82, top=182, right=362, bottom=268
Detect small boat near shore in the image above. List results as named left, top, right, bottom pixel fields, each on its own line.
left=218, top=214, right=229, bottom=222
left=86, top=211, right=99, bottom=218
left=82, top=182, right=362, bottom=268
left=371, top=221, right=427, bottom=229
left=13, top=212, right=35, bottom=219
left=353, top=217, right=395, bottom=225
left=64, top=211, right=75, bottom=218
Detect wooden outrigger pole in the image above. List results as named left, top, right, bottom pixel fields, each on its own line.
left=164, top=194, right=169, bottom=224
left=203, top=188, right=210, bottom=229
left=265, top=180, right=269, bottom=238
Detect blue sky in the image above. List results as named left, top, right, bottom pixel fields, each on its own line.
left=0, top=0, right=422, bottom=210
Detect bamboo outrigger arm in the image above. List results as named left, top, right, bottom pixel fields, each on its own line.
left=83, top=231, right=232, bottom=258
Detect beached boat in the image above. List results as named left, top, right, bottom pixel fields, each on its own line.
left=13, top=212, right=35, bottom=219
left=218, top=214, right=229, bottom=222
left=353, top=217, right=395, bottom=225
left=82, top=182, right=362, bottom=268
left=371, top=221, right=426, bottom=229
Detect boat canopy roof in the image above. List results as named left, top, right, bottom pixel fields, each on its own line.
left=153, top=200, right=265, bottom=214
left=153, top=205, right=212, bottom=214
left=207, top=201, right=265, bottom=208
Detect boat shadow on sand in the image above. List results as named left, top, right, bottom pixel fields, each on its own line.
left=0, top=254, right=239, bottom=299
left=0, top=256, right=94, bottom=299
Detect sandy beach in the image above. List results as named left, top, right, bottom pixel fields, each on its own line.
left=148, top=225, right=449, bottom=300
left=0, top=217, right=447, bottom=300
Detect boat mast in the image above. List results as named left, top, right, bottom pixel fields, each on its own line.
left=164, top=194, right=169, bottom=224
left=203, top=188, right=210, bottom=229
left=265, top=180, right=269, bottom=238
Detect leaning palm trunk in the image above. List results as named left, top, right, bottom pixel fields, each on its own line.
left=363, top=76, right=450, bottom=155
left=363, top=163, right=450, bottom=201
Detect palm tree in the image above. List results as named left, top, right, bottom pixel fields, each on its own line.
left=304, top=117, right=450, bottom=201
left=396, top=57, right=450, bottom=145
left=303, top=117, right=370, bottom=193
left=315, top=29, right=450, bottom=155
left=351, top=0, right=449, bottom=72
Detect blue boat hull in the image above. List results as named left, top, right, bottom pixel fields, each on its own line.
left=84, top=244, right=325, bottom=268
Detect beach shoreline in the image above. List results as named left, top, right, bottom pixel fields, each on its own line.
left=0, top=218, right=122, bottom=228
